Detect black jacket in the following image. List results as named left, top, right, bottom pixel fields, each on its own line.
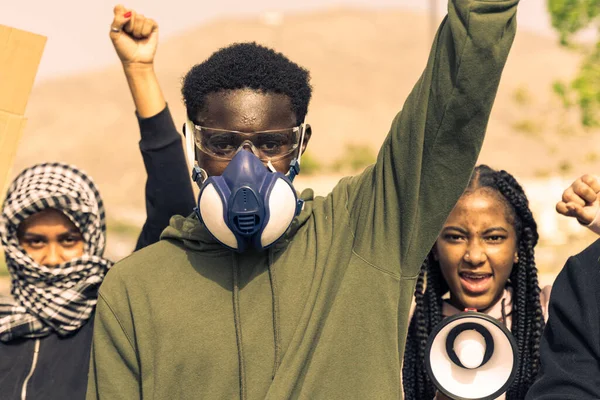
left=0, top=106, right=195, bottom=400
left=0, top=321, right=95, bottom=400
left=134, top=106, right=195, bottom=250
left=526, top=239, right=600, bottom=399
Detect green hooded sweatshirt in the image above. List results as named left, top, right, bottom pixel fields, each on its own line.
left=87, top=1, right=519, bottom=398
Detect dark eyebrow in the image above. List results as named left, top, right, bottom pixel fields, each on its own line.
left=441, top=226, right=468, bottom=234
left=58, top=230, right=82, bottom=238
left=482, top=227, right=509, bottom=235
left=22, top=233, right=46, bottom=240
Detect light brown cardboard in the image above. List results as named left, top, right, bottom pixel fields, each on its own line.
left=0, top=25, right=47, bottom=115
left=0, top=25, right=46, bottom=206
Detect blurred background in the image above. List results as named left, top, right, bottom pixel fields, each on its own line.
left=1, top=0, right=598, bottom=294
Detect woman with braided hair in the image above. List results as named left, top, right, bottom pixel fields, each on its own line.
left=402, top=165, right=551, bottom=400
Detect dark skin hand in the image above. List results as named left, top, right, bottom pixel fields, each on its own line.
left=556, top=173, right=600, bottom=225
left=193, top=88, right=312, bottom=177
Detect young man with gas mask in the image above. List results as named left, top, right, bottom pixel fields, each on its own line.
left=88, top=2, right=521, bottom=398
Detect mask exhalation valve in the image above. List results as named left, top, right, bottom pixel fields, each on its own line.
left=230, top=187, right=262, bottom=236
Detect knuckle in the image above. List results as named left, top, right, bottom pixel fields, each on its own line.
left=573, top=180, right=586, bottom=193
left=582, top=174, right=595, bottom=184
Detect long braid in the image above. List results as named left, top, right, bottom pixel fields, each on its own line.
left=521, top=225, right=544, bottom=392
left=402, top=256, right=447, bottom=399
left=427, top=261, right=446, bottom=331
left=506, top=253, right=527, bottom=399
left=402, top=267, right=425, bottom=399
left=402, top=165, right=544, bottom=399
left=492, top=168, right=542, bottom=399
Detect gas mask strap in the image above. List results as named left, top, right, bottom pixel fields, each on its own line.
left=267, top=161, right=277, bottom=173
left=297, top=123, right=306, bottom=167
left=184, top=120, right=210, bottom=187
left=285, top=123, right=306, bottom=182
left=192, top=165, right=208, bottom=186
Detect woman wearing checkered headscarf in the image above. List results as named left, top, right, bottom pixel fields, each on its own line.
left=0, top=162, right=112, bottom=399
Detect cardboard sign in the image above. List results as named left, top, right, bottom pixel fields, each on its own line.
left=0, top=25, right=46, bottom=206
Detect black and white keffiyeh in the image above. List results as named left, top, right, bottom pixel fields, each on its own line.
left=0, top=162, right=113, bottom=342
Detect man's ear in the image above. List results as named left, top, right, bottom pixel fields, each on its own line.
left=300, top=124, right=312, bottom=155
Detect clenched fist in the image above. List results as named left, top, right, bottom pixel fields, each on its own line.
left=109, top=4, right=158, bottom=66
left=556, top=174, right=600, bottom=225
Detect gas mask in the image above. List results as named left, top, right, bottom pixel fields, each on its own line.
left=185, top=120, right=306, bottom=252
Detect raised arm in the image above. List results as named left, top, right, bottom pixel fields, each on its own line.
left=110, top=5, right=165, bottom=117
left=109, top=5, right=195, bottom=250
left=345, top=0, right=519, bottom=277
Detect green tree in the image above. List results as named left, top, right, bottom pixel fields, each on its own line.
left=548, top=0, right=600, bottom=127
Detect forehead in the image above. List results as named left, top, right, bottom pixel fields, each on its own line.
left=195, top=89, right=296, bottom=131
left=445, top=189, right=513, bottom=229
left=19, top=208, right=77, bottom=233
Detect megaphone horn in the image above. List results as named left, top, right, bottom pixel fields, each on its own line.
left=425, top=311, right=519, bottom=400
left=446, top=323, right=494, bottom=369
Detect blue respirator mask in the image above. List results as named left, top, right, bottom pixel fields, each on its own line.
left=185, top=120, right=306, bottom=252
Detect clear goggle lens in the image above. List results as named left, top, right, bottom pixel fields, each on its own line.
left=193, top=125, right=302, bottom=161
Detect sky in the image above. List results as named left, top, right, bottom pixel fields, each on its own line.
left=1, top=0, right=557, bottom=82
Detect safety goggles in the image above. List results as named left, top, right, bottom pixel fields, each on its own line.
left=192, top=124, right=304, bottom=162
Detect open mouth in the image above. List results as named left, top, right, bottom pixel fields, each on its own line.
left=458, top=272, right=493, bottom=294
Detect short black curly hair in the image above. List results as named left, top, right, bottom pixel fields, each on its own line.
left=182, top=42, right=312, bottom=125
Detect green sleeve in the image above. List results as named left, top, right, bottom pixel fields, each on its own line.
left=345, top=0, right=519, bottom=278
left=87, top=281, right=141, bottom=399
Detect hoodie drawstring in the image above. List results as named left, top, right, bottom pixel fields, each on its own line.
left=232, top=249, right=282, bottom=398
left=232, top=254, right=247, bottom=400
left=268, top=249, right=282, bottom=377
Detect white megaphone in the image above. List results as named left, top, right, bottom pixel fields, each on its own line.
left=425, top=311, right=519, bottom=400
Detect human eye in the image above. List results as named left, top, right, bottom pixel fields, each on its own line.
left=486, top=235, right=506, bottom=243
left=61, top=234, right=82, bottom=247
left=207, top=133, right=237, bottom=155
left=260, top=141, right=281, bottom=152
left=442, top=233, right=465, bottom=243
left=258, top=133, right=290, bottom=154
left=24, top=237, right=46, bottom=249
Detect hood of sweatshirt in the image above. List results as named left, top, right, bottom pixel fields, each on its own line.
left=158, top=189, right=316, bottom=390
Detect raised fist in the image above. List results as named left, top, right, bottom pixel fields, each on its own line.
left=109, top=4, right=158, bottom=66
left=556, top=174, right=600, bottom=225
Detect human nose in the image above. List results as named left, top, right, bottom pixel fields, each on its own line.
left=237, top=140, right=261, bottom=157
left=43, top=243, right=62, bottom=266
left=463, top=241, right=487, bottom=265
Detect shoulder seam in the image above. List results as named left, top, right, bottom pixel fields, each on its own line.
left=98, top=291, right=136, bottom=352
left=351, top=248, right=400, bottom=280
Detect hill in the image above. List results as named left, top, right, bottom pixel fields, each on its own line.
left=8, top=7, right=599, bottom=261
